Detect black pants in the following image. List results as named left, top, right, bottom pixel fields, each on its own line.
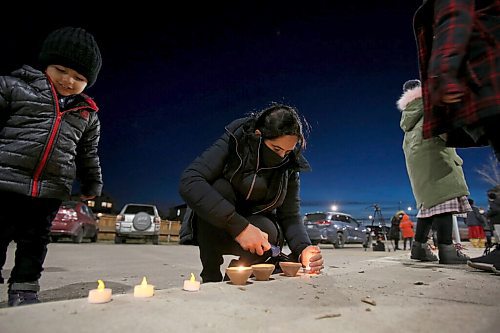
left=196, top=179, right=280, bottom=283
left=0, top=191, right=61, bottom=287
left=415, top=213, right=453, bottom=245
left=403, top=237, right=413, bottom=250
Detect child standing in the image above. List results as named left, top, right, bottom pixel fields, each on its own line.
left=399, top=213, right=415, bottom=250
left=0, top=27, right=103, bottom=306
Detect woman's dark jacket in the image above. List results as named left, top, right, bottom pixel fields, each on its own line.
left=0, top=65, right=103, bottom=200
left=466, top=205, right=487, bottom=227
left=179, top=117, right=312, bottom=258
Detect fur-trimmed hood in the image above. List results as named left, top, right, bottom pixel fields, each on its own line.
left=397, top=86, right=422, bottom=111
left=398, top=86, right=424, bottom=132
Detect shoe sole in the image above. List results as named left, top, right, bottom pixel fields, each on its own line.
left=467, top=260, right=494, bottom=271
left=492, top=267, right=500, bottom=275
left=439, top=260, right=468, bottom=265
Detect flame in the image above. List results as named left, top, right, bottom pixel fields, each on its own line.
left=141, top=277, right=148, bottom=286
left=190, top=273, right=195, bottom=282
left=97, top=279, right=105, bottom=290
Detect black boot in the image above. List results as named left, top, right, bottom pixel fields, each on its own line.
left=438, top=244, right=469, bottom=264
left=8, top=281, right=40, bottom=307
left=411, top=241, right=438, bottom=261
left=467, top=243, right=500, bottom=271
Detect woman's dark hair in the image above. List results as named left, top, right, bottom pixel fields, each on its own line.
left=253, top=103, right=308, bottom=151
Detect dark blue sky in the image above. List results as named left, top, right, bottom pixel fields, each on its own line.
left=2, top=1, right=494, bottom=219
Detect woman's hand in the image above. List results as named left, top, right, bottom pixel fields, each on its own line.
left=301, top=245, right=324, bottom=273
left=235, top=224, right=271, bottom=256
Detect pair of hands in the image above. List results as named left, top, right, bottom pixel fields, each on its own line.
left=235, top=224, right=324, bottom=273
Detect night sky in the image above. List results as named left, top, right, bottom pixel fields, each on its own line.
left=1, top=1, right=494, bottom=219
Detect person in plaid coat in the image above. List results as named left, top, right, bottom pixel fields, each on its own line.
left=413, top=0, right=500, bottom=159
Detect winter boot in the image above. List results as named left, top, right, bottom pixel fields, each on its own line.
left=8, top=281, right=41, bottom=307
left=438, top=244, right=469, bottom=264
left=410, top=241, right=438, bottom=262
left=467, top=243, right=500, bottom=271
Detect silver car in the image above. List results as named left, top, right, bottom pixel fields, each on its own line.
left=115, top=204, right=161, bottom=244
left=303, top=211, right=369, bottom=248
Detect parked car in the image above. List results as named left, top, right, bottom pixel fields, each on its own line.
left=303, top=211, right=369, bottom=248
left=50, top=201, right=99, bottom=243
left=115, top=203, right=161, bottom=244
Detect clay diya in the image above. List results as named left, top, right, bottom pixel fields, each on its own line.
left=279, top=262, right=302, bottom=277
left=251, top=264, right=275, bottom=281
left=225, top=267, right=253, bottom=285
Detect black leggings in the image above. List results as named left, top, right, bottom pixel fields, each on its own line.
left=415, top=213, right=453, bottom=245
left=196, top=178, right=280, bottom=283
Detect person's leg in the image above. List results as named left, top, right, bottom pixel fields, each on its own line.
left=433, top=213, right=468, bottom=264
left=231, top=214, right=279, bottom=266
left=415, top=218, right=432, bottom=243
left=411, top=217, right=437, bottom=261
left=8, top=196, right=60, bottom=306
left=196, top=216, right=230, bottom=283
left=196, top=178, right=237, bottom=283
left=434, top=213, right=453, bottom=245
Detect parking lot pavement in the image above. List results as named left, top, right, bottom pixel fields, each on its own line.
left=1, top=242, right=499, bottom=332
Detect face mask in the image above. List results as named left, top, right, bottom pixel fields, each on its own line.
left=261, top=141, right=286, bottom=167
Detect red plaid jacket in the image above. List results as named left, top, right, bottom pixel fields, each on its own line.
left=413, top=0, right=500, bottom=146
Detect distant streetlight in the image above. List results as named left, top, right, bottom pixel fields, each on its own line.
left=331, top=205, right=338, bottom=211
left=407, top=206, right=412, bottom=211
left=368, top=215, right=373, bottom=220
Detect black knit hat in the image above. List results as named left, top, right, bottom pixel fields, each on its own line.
left=402, top=79, right=421, bottom=92
left=39, top=27, right=102, bottom=87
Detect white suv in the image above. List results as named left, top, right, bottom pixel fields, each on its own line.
left=115, top=204, right=161, bottom=244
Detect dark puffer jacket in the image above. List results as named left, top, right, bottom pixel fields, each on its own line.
left=0, top=65, right=102, bottom=200
left=179, top=117, right=312, bottom=258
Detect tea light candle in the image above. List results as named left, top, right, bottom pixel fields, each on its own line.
left=88, top=279, right=112, bottom=304
left=183, top=273, right=200, bottom=292
left=134, top=276, right=155, bottom=298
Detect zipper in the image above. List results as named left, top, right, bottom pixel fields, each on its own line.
left=252, top=177, right=284, bottom=215
left=245, top=138, right=261, bottom=200
left=227, top=127, right=243, bottom=183
left=31, top=81, right=65, bottom=197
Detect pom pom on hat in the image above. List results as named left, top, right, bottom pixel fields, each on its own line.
left=38, top=27, right=102, bottom=87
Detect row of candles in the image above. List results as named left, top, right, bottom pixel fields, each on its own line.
left=88, top=273, right=200, bottom=303
left=88, top=261, right=307, bottom=304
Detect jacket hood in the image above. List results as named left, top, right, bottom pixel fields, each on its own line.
left=398, top=86, right=423, bottom=132
left=397, top=86, right=422, bottom=111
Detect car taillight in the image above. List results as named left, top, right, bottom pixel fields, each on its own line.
left=116, top=214, right=125, bottom=221
left=317, top=220, right=331, bottom=226
left=153, top=216, right=161, bottom=224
